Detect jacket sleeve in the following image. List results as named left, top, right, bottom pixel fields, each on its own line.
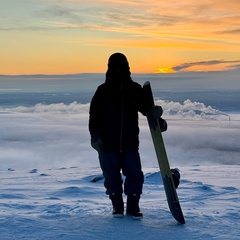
left=136, top=86, right=147, bottom=116
left=89, top=86, right=103, bottom=135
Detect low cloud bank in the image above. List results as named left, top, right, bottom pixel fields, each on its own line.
left=0, top=101, right=239, bottom=171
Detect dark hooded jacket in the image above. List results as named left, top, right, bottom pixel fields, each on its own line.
left=89, top=53, right=146, bottom=151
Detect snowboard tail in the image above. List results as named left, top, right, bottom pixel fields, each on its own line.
left=143, top=81, right=185, bottom=224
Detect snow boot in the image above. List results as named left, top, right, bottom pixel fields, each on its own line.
left=171, top=168, right=180, bottom=189
left=126, top=194, right=143, bottom=220
left=109, top=193, right=124, bottom=218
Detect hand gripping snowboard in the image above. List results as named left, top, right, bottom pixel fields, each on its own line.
left=143, top=81, right=185, bottom=224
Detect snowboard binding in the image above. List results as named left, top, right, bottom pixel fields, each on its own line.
left=171, top=168, right=180, bottom=189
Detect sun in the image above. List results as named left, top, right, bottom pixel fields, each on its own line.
left=157, top=67, right=175, bottom=73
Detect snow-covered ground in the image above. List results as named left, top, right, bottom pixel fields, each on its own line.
left=0, top=103, right=239, bottom=240
left=1, top=164, right=239, bottom=240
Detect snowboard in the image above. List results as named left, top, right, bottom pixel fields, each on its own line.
left=143, top=81, right=185, bottom=224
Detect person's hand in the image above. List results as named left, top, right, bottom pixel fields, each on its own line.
left=152, top=105, right=163, bottom=118
left=159, top=118, right=167, bottom=132
left=91, top=134, right=103, bottom=152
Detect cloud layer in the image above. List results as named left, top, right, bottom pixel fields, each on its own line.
left=2, top=1, right=240, bottom=40
left=1, top=101, right=239, bottom=171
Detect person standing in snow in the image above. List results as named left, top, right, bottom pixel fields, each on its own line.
left=89, top=53, right=167, bottom=219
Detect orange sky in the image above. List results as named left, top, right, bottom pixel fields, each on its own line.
left=1, top=0, right=240, bottom=74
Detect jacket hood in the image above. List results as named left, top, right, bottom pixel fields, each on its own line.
left=105, top=53, right=132, bottom=84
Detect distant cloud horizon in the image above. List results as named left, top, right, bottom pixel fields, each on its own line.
left=1, top=64, right=240, bottom=76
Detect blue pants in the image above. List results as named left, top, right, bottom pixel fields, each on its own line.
left=98, top=150, right=144, bottom=195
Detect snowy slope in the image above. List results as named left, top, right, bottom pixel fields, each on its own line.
left=0, top=165, right=239, bottom=240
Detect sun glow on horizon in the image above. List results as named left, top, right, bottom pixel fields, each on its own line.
left=157, top=67, right=176, bottom=73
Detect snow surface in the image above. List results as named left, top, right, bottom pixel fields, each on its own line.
left=0, top=102, right=239, bottom=240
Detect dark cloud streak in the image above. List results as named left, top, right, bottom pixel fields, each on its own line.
left=218, top=28, right=240, bottom=34
left=173, top=60, right=240, bottom=72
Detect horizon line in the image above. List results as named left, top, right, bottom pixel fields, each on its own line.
left=1, top=68, right=239, bottom=77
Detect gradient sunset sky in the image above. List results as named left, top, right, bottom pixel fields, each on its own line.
left=1, top=0, right=240, bottom=74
